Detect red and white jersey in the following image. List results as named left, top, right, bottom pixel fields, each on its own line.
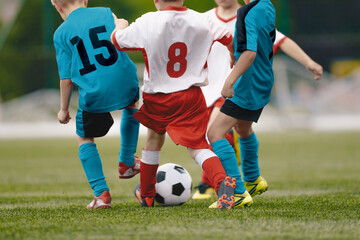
left=273, top=29, right=287, bottom=54
left=201, top=7, right=238, bottom=107
left=112, top=6, right=232, bottom=94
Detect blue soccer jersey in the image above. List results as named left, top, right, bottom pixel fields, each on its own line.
left=53, top=7, right=139, bottom=113
left=230, top=0, right=276, bottom=110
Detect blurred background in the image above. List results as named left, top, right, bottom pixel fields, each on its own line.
left=0, top=0, right=359, bottom=138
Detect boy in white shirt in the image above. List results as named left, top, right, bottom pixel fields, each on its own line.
left=111, top=0, right=237, bottom=209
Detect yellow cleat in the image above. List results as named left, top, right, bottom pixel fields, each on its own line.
left=244, top=176, right=268, bottom=197
left=192, top=182, right=216, bottom=200
left=233, top=191, right=253, bottom=208
left=209, top=190, right=253, bottom=208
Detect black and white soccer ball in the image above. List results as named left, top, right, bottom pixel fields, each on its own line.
left=155, top=163, right=192, bottom=206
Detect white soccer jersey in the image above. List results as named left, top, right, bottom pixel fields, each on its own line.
left=112, top=6, right=232, bottom=94
left=201, top=8, right=237, bottom=107
left=273, top=29, right=287, bottom=54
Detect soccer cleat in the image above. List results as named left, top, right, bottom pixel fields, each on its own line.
left=209, top=176, right=236, bottom=209
left=244, top=176, right=268, bottom=197
left=192, top=182, right=216, bottom=200
left=233, top=191, right=253, bottom=208
left=134, top=183, right=154, bottom=207
left=86, top=190, right=111, bottom=209
left=119, top=155, right=141, bottom=179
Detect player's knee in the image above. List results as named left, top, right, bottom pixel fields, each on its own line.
left=77, top=136, right=94, bottom=146
left=207, top=129, right=221, bottom=144
left=234, top=124, right=252, bottom=138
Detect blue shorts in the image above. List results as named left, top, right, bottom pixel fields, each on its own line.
left=76, top=107, right=114, bottom=138
left=220, top=99, right=263, bottom=123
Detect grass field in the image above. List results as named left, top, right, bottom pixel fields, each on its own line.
left=1, top=131, right=360, bottom=240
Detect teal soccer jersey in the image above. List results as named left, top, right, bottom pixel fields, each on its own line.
left=231, top=0, right=276, bottom=110
left=54, top=7, right=139, bottom=113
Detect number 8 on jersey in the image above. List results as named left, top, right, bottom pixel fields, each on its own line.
left=167, top=42, right=188, bottom=78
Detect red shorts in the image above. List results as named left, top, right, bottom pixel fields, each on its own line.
left=134, top=87, right=209, bottom=149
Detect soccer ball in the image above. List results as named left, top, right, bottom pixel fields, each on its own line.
left=155, top=163, right=192, bottom=206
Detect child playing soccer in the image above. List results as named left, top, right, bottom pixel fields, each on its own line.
left=207, top=0, right=276, bottom=208
left=51, top=0, right=140, bottom=209
left=111, top=0, right=237, bottom=209
left=194, top=0, right=323, bottom=200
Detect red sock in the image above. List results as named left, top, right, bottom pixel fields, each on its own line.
left=201, top=170, right=213, bottom=187
left=140, top=161, right=158, bottom=198
left=225, top=131, right=234, bottom=146
left=202, top=156, right=227, bottom=194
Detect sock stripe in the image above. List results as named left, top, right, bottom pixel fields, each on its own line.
left=194, top=149, right=217, bottom=167
left=141, top=150, right=160, bottom=165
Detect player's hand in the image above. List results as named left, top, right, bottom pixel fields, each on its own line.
left=58, top=109, right=71, bottom=124
left=113, top=13, right=129, bottom=30
left=221, top=83, right=235, bottom=98
left=306, top=60, right=323, bottom=80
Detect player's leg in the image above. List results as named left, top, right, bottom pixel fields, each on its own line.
left=77, top=136, right=111, bottom=209
left=192, top=106, right=220, bottom=200
left=207, top=111, right=245, bottom=193
left=235, top=123, right=268, bottom=197
left=76, top=108, right=113, bottom=209
left=193, top=105, right=239, bottom=200
left=118, top=101, right=140, bottom=179
left=134, top=128, right=165, bottom=207
left=188, top=147, right=236, bottom=209
left=208, top=111, right=253, bottom=208
left=209, top=104, right=240, bottom=164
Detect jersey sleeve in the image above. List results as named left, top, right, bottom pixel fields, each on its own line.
left=243, top=14, right=258, bottom=52
left=207, top=15, right=233, bottom=46
left=112, top=14, right=149, bottom=50
left=273, top=29, right=287, bottom=54
left=53, top=30, right=72, bottom=80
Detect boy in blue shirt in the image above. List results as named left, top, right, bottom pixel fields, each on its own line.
left=51, top=0, right=140, bottom=209
left=207, top=0, right=276, bottom=208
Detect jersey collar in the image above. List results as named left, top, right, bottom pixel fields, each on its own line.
left=162, top=6, right=188, bottom=11
left=215, top=7, right=239, bottom=23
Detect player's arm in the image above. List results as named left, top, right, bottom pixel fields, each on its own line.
left=110, top=13, right=148, bottom=51
left=227, top=40, right=236, bottom=68
left=279, top=37, right=323, bottom=80
left=110, top=13, right=129, bottom=45
left=221, top=50, right=256, bottom=98
left=58, top=79, right=73, bottom=124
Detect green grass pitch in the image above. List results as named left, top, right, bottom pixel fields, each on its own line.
left=1, top=132, right=360, bottom=240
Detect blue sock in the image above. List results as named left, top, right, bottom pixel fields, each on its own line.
left=119, top=108, right=140, bottom=166
left=240, top=132, right=260, bottom=182
left=212, top=139, right=246, bottom=194
left=79, top=143, right=109, bottom=196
